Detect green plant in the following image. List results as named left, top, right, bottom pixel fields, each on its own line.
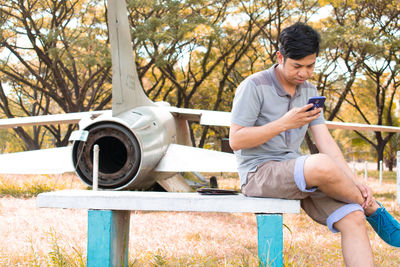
left=46, top=228, right=86, bottom=267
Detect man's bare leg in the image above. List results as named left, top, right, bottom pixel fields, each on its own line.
left=334, top=211, right=374, bottom=267
left=304, top=154, right=382, bottom=216
left=304, top=153, right=400, bottom=249
left=305, top=154, right=375, bottom=266
left=304, top=154, right=367, bottom=206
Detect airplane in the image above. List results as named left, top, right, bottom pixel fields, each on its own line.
left=0, top=0, right=237, bottom=192
left=0, top=0, right=399, bottom=191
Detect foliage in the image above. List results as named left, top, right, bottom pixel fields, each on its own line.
left=128, top=0, right=322, bottom=147
left=0, top=0, right=112, bottom=149
left=0, top=128, right=25, bottom=152
left=315, top=0, right=400, bottom=167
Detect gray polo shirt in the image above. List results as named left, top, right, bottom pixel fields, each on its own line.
left=231, top=64, right=325, bottom=186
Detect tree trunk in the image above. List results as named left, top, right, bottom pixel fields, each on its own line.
left=305, top=132, right=319, bottom=154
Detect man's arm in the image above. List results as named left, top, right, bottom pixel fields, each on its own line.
left=229, top=121, right=284, bottom=151
left=310, top=123, right=373, bottom=207
left=229, top=104, right=320, bottom=151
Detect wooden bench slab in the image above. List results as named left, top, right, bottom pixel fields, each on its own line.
left=36, top=190, right=300, bottom=214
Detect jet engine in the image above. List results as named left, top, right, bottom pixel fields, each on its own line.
left=72, top=106, right=176, bottom=190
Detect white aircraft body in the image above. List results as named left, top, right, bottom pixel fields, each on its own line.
left=0, top=0, right=399, bottom=191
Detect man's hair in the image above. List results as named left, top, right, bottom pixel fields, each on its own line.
left=278, top=22, right=321, bottom=60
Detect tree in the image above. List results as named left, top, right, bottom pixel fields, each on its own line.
left=0, top=0, right=112, bottom=149
left=128, top=0, right=323, bottom=148
left=317, top=0, right=400, bottom=168
left=384, top=133, right=400, bottom=171
left=127, top=0, right=279, bottom=147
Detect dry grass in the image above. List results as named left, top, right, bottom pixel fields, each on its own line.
left=0, top=173, right=400, bottom=266
left=0, top=173, right=87, bottom=198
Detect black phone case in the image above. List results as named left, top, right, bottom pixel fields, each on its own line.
left=196, top=188, right=238, bottom=195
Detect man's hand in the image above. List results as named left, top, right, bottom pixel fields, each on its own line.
left=355, top=181, right=374, bottom=209
left=229, top=103, right=322, bottom=151
left=280, top=104, right=322, bottom=130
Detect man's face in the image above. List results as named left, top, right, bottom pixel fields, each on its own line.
left=277, top=52, right=317, bottom=86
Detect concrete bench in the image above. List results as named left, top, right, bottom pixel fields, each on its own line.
left=36, top=190, right=300, bottom=266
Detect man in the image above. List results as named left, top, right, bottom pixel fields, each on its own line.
left=229, top=22, right=400, bottom=266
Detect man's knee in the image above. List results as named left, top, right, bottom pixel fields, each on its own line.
left=304, top=153, right=340, bottom=186
left=334, top=210, right=366, bottom=233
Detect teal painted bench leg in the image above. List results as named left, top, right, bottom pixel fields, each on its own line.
left=87, top=210, right=131, bottom=267
left=257, top=214, right=283, bottom=267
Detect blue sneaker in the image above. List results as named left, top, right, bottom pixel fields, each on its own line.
left=366, top=202, right=400, bottom=247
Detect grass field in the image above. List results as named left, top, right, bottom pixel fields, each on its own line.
left=0, top=172, right=399, bottom=266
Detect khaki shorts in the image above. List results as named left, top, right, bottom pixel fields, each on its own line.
left=241, top=155, right=363, bottom=232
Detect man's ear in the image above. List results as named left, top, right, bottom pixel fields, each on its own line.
left=276, top=51, right=284, bottom=65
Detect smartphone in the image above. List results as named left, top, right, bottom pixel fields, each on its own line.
left=307, top=96, right=326, bottom=111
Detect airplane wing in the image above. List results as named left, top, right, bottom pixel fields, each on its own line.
left=0, top=146, right=74, bottom=174
left=1, top=106, right=399, bottom=133
left=0, top=143, right=237, bottom=175
left=0, top=111, right=109, bottom=129
left=325, top=121, right=400, bottom=133
left=167, top=106, right=400, bottom=133
left=154, top=144, right=237, bottom=173
left=0, top=106, right=218, bottom=128
left=165, top=106, right=230, bottom=127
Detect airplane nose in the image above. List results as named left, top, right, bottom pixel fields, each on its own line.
left=72, top=122, right=141, bottom=189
